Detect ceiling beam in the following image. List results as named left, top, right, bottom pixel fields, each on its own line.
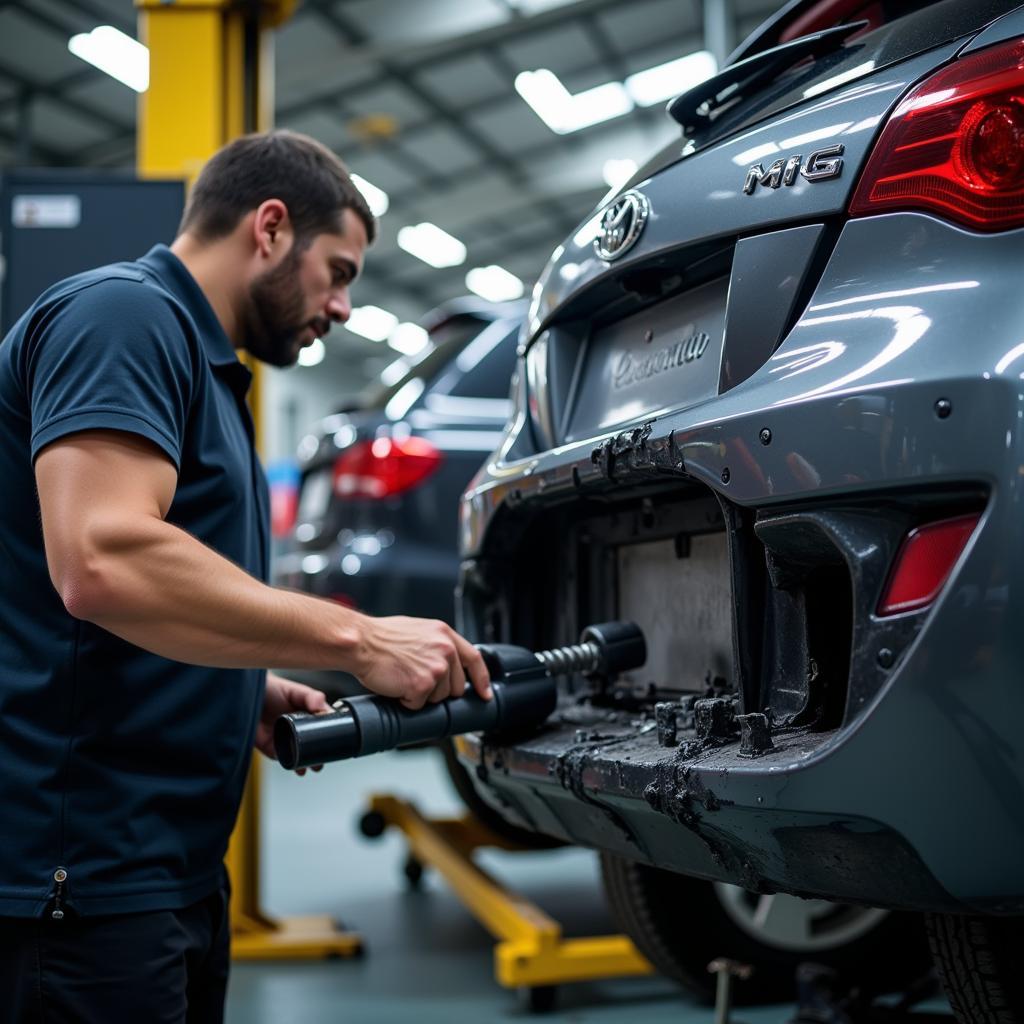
left=278, top=29, right=695, bottom=149
left=284, top=0, right=653, bottom=120
left=0, top=68, right=95, bottom=116
left=310, top=3, right=584, bottom=230
left=58, top=0, right=134, bottom=36
left=0, top=57, right=133, bottom=136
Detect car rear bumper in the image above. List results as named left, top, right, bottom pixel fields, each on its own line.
left=456, top=214, right=1024, bottom=915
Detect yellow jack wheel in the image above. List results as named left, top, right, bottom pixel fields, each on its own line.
left=522, top=985, right=558, bottom=1014
left=359, top=809, right=387, bottom=839
left=403, top=855, right=425, bottom=889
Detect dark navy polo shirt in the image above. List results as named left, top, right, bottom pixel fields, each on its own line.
left=0, top=245, right=269, bottom=917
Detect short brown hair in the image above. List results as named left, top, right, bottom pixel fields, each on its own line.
left=179, top=130, right=376, bottom=246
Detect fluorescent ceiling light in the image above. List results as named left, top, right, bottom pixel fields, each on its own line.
left=516, top=53, right=717, bottom=134
left=602, top=158, right=638, bottom=190
left=465, top=265, right=525, bottom=303
left=345, top=305, right=398, bottom=342
left=350, top=173, right=389, bottom=217
left=515, top=69, right=633, bottom=134
left=397, top=222, right=467, bottom=268
left=515, top=69, right=572, bottom=131
left=68, top=26, right=149, bottom=93
left=567, top=81, right=633, bottom=132
left=384, top=377, right=425, bottom=421
left=388, top=322, right=430, bottom=356
left=381, top=358, right=410, bottom=385
left=298, top=338, right=325, bottom=367
left=625, top=51, right=717, bottom=107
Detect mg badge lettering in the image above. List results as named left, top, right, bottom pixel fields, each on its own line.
left=613, top=332, right=710, bottom=390
left=594, top=191, right=650, bottom=261
left=743, top=144, right=845, bottom=194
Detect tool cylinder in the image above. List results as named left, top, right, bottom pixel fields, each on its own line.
left=274, top=622, right=645, bottom=769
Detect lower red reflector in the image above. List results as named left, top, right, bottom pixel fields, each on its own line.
left=877, top=514, right=980, bottom=616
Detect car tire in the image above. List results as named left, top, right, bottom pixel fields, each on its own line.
left=926, top=912, right=1024, bottom=1023
left=600, top=853, right=931, bottom=1004
left=439, top=739, right=563, bottom=850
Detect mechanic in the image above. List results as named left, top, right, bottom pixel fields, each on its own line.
left=0, top=129, right=491, bottom=1023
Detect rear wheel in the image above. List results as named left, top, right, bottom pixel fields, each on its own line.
left=926, top=912, right=1024, bottom=1023
left=600, top=853, right=930, bottom=1004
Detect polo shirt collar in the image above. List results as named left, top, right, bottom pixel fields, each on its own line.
left=138, top=244, right=241, bottom=368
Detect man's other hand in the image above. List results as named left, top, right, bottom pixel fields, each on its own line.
left=352, top=616, right=491, bottom=711
left=256, top=672, right=330, bottom=772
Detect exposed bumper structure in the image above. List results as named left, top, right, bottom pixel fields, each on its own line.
left=456, top=214, right=1024, bottom=916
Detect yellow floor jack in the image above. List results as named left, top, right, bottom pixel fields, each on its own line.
left=357, top=788, right=654, bottom=1013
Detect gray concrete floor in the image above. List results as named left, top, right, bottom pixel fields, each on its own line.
left=226, top=748, right=951, bottom=1024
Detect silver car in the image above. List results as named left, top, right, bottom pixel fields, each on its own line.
left=456, top=0, right=1024, bottom=1014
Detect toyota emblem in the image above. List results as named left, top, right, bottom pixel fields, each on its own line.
left=594, top=191, right=650, bottom=261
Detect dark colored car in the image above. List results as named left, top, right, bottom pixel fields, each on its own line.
left=274, top=298, right=522, bottom=693
left=455, top=0, right=1024, bottom=1013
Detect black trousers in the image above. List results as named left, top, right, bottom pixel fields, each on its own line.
left=0, top=881, right=230, bottom=1024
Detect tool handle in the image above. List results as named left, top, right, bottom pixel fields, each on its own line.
left=272, top=624, right=646, bottom=770
left=274, top=645, right=555, bottom=770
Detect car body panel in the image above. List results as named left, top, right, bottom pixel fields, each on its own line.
left=457, top=211, right=1024, bottom=914
left=525, top=42, right=962, bottom=341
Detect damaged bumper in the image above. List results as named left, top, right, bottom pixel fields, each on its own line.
left=456, top=214, right=1024, bottom=916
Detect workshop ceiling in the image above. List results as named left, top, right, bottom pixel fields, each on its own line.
left=0, top=0, right=781, bottom=348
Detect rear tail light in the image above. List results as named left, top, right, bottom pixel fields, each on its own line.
left=877, top=513, right=980, bottom=616
left=332, top=436, right=442, bottom=499
left=850, top=39, right=1024, bottom=231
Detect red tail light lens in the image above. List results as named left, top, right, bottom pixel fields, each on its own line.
left=877, top=513, right=980, bottom=617
left=850, top=39, right=1024, bottom=231
left=332, top=436, right=442, bottom=499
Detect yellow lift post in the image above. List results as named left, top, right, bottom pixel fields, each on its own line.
left=135, top=0, right=360, bottom=960
left=362, top=786, right=654, bottom=1011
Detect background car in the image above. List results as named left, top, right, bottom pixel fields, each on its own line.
left=454, top=0, right=1024, bottom=1012
left=274, top=296, right=523, bottom=696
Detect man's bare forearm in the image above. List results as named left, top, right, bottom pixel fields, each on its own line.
left=62, top=510, right=368, bottom=672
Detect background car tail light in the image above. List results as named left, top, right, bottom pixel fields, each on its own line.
left=850, top=39, right=1024, bottom=231
left=332, top=436, right=442, bottom=499
left=877, top=513, right=980, bottom=616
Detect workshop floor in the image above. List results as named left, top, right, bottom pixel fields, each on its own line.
left=226, top=748, right=952, bottom=1024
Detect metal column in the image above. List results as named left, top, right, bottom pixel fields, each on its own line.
left=134, top=0, right=361, bottom=960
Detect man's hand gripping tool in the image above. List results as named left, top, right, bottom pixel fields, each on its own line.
left=274, top=621, right=646, bottom=769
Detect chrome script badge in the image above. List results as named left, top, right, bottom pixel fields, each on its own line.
left=743, top=144, right=845, bottom=194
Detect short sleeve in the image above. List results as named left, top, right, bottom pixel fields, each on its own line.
left=25, top=276, right=198, bottom=468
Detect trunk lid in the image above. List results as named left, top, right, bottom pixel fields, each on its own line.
left=522, top=0, right=1021, bottom=448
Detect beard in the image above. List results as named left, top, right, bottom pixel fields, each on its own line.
left=243, top=244, right=329, bottom=368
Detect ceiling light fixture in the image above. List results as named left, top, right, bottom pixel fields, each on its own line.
left=624, top=50, right=717, bottom=107
left=388, top=322, right=431, bottom=356
left=397, top=222, right=467, bottom=268
left=68, top=25, right=149, bottom=93
left=465, top=265, right=525, bottom=303
left=345, top=305, right=399, bottom=342
left=516, top=51, right=718, bottom=134
left=515, top=69, right=632, bottom=134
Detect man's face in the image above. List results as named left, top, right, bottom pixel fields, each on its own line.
left=244, top=207, right=368, bottom=368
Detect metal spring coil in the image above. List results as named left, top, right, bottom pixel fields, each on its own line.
left=536, top=641, right=600, bottom=676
